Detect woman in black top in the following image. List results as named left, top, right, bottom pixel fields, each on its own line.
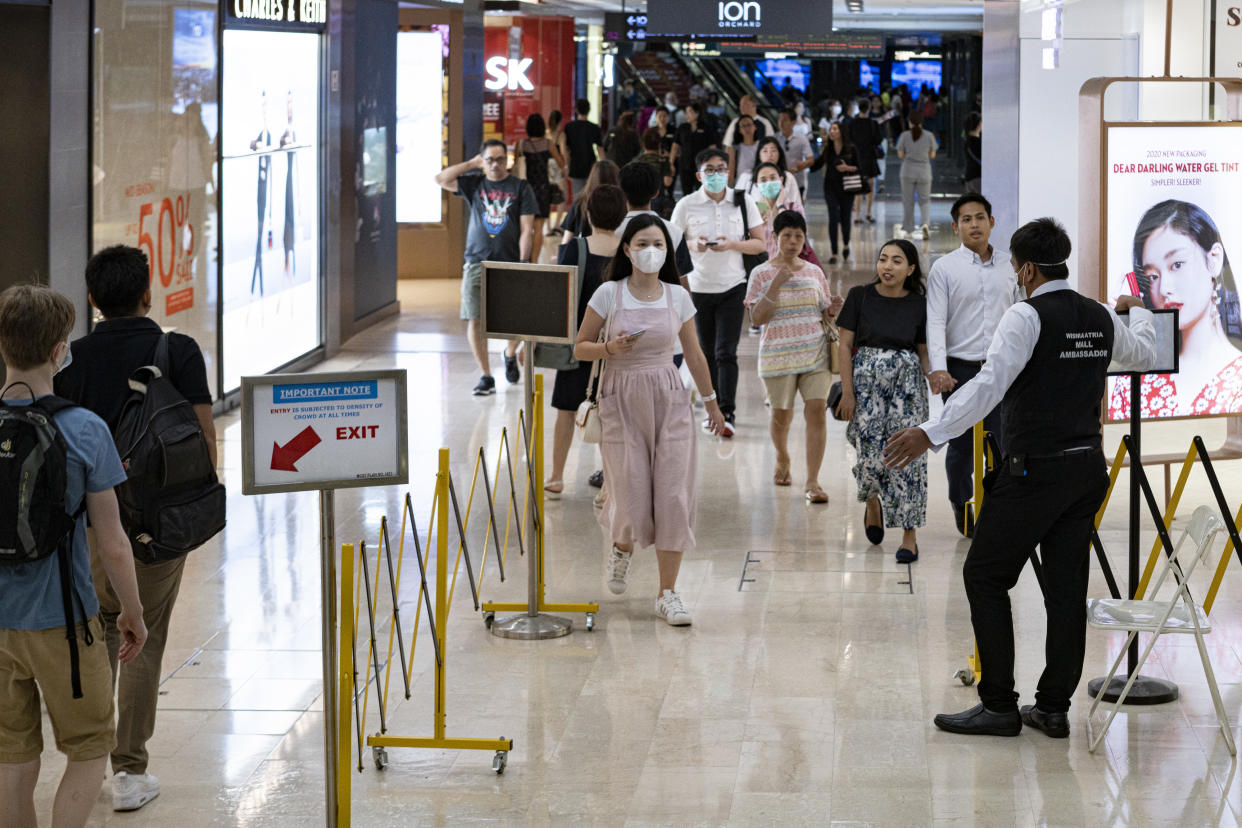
left=963, top=112, right=982, bottom=194
left=547, top=184, right=627, bottom=496
left=516, top=113, right=566, bottom=264
left=810, top=121, right=859, bottom=264
left=559, top=159, right=620, bottom=244
left=836, top=238, right=935, bottom=563
left=674, top=102, right=717, bottom=197
left=605, top=111, right=641, bottom=169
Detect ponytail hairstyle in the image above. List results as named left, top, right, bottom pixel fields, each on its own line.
left=908, top=110, right=924, bottom=143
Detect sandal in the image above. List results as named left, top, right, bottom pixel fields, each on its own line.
left=544, top=480, right=564, bottom=500
left=805, top=485, right=829, bottom=504
left=773, top=464, right=792, bottom=487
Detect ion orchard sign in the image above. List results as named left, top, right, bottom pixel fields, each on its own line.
left=646, top=0, right=829, bottom=39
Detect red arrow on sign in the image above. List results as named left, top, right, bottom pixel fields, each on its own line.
left=271, top=426, right=323, bottom=472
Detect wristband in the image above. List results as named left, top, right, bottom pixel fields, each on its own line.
left=700, top=392, right=717, bottom=402
left=604, top=341, right=612, bottom=356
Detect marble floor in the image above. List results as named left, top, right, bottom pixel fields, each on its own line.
left=32, top=192, right=1242, bottom=826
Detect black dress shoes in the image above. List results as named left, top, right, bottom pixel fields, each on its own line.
left=1020, top=705, right=1070, bottom=738
left=933, top=704, right=1022, bottom=736
left=951, top=502, right=974, bottom=538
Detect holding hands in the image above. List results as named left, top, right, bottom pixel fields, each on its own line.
left=927, top=370, right=956, bottom=395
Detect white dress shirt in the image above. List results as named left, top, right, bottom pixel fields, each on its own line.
left=776, top=130, right=815, bottom=190
left=920, top=281, right=1158, bottom=447
left=669, top=187, right=764, bottom=294
left=926, top=244, right=1017, bottom=372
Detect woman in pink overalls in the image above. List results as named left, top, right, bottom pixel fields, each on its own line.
left=574, top=215, right=725, bottom=626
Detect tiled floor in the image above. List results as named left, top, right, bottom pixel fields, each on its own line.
left=33, top=188, right=1242, bottom=826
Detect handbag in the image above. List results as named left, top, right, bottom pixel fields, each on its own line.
left=841, top=173, right=864, bottom=193
left=549, top=184, right=566, bottom=205
left=575, top=279, right=621, bottom=443
left=733, top=190, right=769, bottom=277
left=512, top=141, right=527, bottom=180
left=534, top=237, right=587, bottom=371
left=824, top=319, right=841, bottom=374
left=827, top=381, right=845, bottom=421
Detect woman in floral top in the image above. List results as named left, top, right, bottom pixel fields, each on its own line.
left=744, top=211, right=843, bottom=502
left=1108, top=200, right=1242, bottom=418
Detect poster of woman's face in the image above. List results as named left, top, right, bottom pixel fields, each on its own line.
left=1105, top=126, right=1242, bottom=420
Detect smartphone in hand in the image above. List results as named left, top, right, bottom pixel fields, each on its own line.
left=626, top=329, right=647, bottom=341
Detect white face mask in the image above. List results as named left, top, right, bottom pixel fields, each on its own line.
left=55, top=343, right=73, bottom=375
left=1016, top=263, right=1030, bottom=301
left=632, top=246, right=666, bottom=274
left=830, top=105, right=842, bottom=117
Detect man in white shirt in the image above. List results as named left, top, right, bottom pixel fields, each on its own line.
left=721, top=94, right=775, bottom=147
left=926, top=194, right=1016, bottom=535
left=776, top=108, right=815, bottom=200
left=883, top=218, right=1158, bottom=741
left=669, top=148, right=767, bottom=436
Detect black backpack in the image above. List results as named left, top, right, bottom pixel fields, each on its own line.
left=113, top=335, right=225, bottom=562
left=0, top=386, right=92, bottom=698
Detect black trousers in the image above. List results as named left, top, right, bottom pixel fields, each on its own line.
left=942, top=358, right=1004, bottom=506
left=824, top=189, right=854, bottom=254
left=964, top=450, right=1109, bottom=714
left=691, top=283, right=745, bottom=418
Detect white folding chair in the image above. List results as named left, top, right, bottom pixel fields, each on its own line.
left=1085, top=505, right=1235, bottom=755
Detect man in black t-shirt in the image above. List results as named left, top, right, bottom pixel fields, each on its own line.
left=562, top=98, right=605, bottom=201
left=436, top=139, right=537, bottom=395
left=54, top=244, right=215, bottom=813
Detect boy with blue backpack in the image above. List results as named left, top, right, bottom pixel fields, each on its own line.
left=0, top=284, right=147, bottom=828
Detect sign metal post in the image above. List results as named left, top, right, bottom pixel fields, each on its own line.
left=241, top=370, right=409, bottom=826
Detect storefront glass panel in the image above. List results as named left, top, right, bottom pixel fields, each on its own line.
left=92, top=5, right=220, bottom=397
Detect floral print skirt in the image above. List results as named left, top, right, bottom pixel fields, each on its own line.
left=846, top=347, right=929, bottom=530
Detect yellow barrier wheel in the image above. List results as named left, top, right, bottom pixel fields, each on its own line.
left=953, top=668, right=976, bottom=686
left=493, top=738, right=508, bottom=774
left=372, top=744, right=389, bottom=771
left=483, top=611, right=495, bottom=629
left=585, top=613, right=595, bottom=632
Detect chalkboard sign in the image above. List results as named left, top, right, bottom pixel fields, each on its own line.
left=482, top=262, right=578, bottom=344
left=1107, top=308, right=1180, bottom=376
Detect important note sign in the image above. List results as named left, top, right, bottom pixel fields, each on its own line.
left=240, top=370, right=409, bottom=494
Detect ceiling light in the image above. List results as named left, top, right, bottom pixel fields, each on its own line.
left=846, top=1, right=864, bottom=11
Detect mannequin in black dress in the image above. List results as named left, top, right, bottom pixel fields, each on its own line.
left=249, top=92, right=273, bottom=296
left=279, top=90, right=299, bottom=290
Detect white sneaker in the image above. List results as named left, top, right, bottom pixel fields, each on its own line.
left=655, top=589, right=692, bottom=626
left=606, top=545, right=633, bottom=594
left=893, top=224, right=904, bottom=239
left=113, top=771, right=159, bottom=812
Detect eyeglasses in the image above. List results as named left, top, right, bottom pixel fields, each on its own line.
left=482, top=155, right=507, bottom=165
left=700, top=165, right=728, bottom=174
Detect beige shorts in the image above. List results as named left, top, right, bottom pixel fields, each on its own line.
left=460, top=262, right=485, bottom=320
left=0, top=616, right=116, bottom=763
left=762, top=368, right=832, bottom=410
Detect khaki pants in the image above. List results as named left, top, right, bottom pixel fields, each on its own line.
left=88, top=531, right=186, bottom=775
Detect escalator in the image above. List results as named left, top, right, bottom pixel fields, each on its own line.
left=673, top=49, right=782, bottom=134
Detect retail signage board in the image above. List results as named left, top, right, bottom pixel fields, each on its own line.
left=1106, top=309, right=1180, bottom=376
left=482, top=262, right=578, bottom=345
left=1101, top=123, right=1242, bottom=421
left=241, top=370, right=409, bottom=494
left=226, top=0, right=327, bottom=31
left=719, top=32, right=883, bottom=58
left=646, top=0, right=831, bottom=41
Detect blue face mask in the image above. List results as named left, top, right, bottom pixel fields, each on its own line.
left=758, top=180, right=782, bottom=200
left=702, top=172, right=728, bottom=194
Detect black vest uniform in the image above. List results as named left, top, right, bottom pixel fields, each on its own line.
left=963, top=288, right=1116, bottom=716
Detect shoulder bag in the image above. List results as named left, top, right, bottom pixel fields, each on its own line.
left=512, top=140, right=527, bottom=180
left=534, top=237, right=587, bottom=371
left=575, top=280, right=621, bottom=443
left=733, top=190, right=769, bottom=278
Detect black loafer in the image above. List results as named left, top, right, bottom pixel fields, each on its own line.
left=864, top=500, right=884, bottom=545
left=933, top=704, right=1021, bottom=737
left=1020, top=705, right=1069, bottom=738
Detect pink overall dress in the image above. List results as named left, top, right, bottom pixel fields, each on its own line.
left=597, top=281, right=698, bottom=551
